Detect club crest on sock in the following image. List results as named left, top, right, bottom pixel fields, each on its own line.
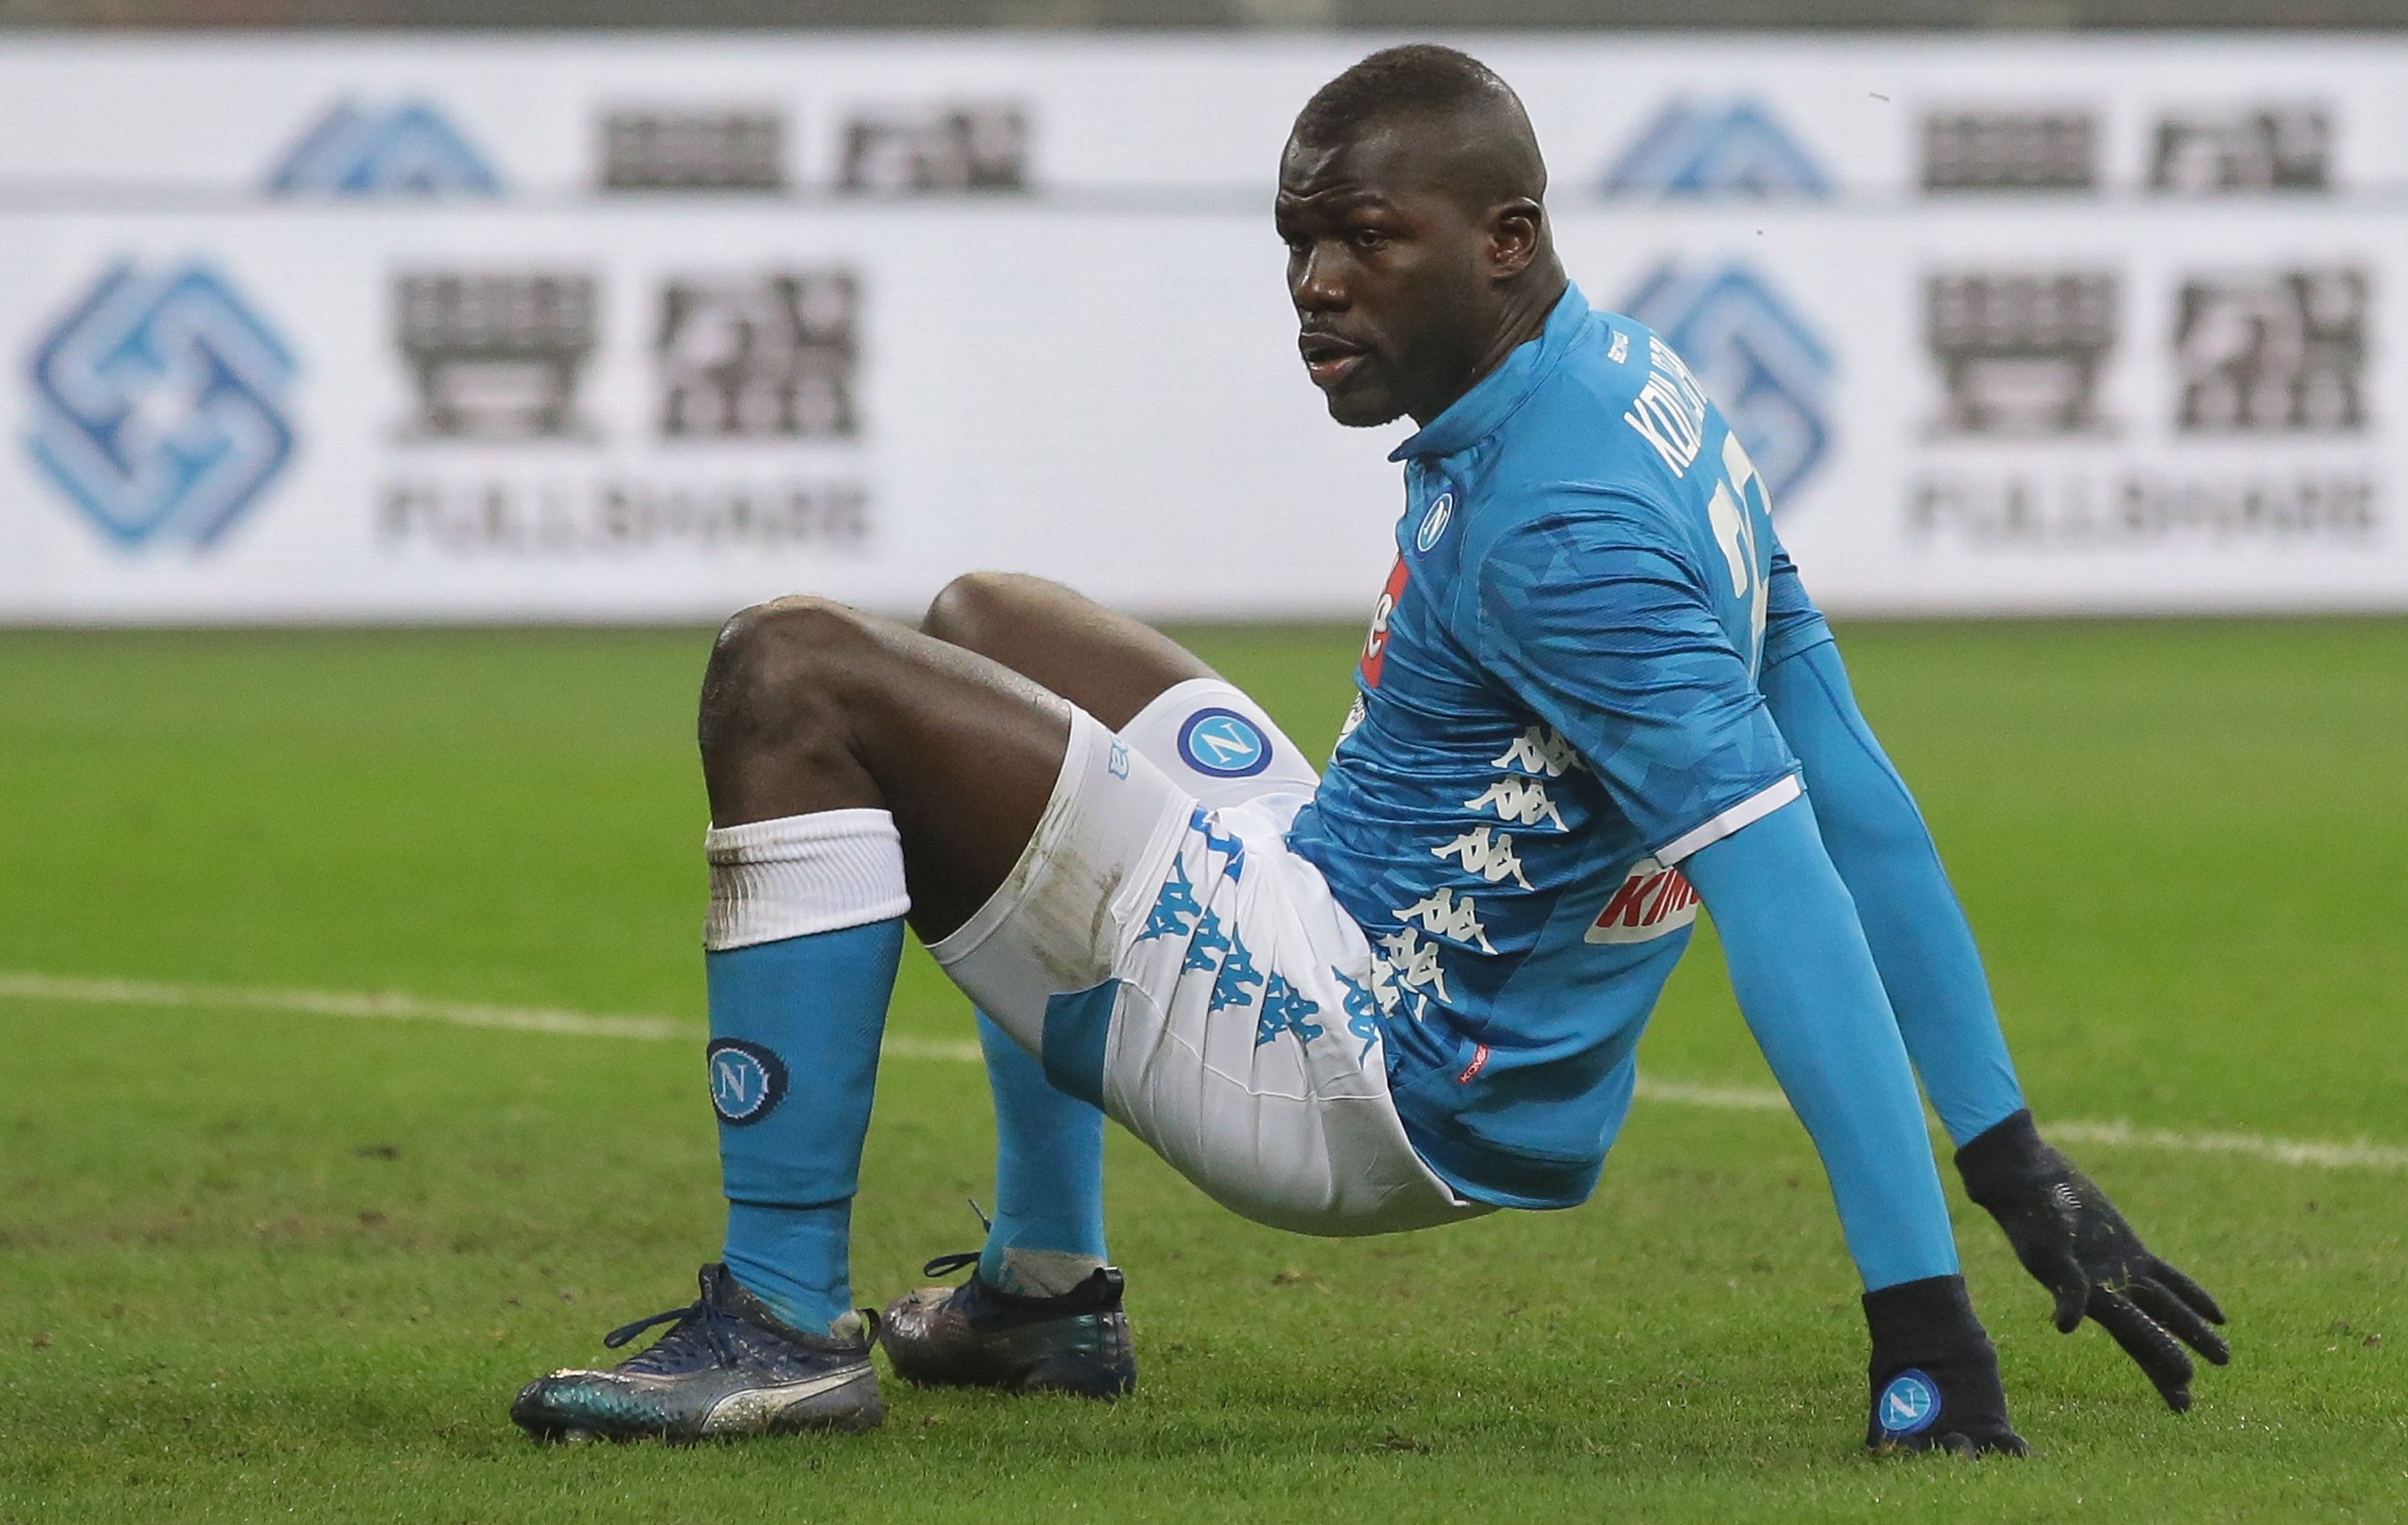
left=707, top=1039, right=790, bottom=1127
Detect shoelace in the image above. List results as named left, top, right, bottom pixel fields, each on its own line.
left=603, top=1299, right=733, bottom=1362
left=920, top=1198, right=994, bottom=1279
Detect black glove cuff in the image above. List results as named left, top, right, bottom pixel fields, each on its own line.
left=1862, top=1273, right=1989, bottom=1372
left=1953, top=1107, right=2050, bottom=1206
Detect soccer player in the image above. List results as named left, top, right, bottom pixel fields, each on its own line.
left=511, top=45, right=2226, bottom=1453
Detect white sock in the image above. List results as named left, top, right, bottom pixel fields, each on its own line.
left=704, top=807, right=911, bottom=951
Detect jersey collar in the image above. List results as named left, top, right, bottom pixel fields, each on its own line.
left=1389, top=283, right=1590, bottom=464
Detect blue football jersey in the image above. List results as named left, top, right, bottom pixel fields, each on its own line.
left=1286, top=283, right=1833, bottom=1210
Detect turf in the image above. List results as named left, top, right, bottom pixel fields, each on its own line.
left=0, top=620, right=2401, bottom=1523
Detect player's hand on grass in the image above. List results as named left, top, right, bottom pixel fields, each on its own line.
left=1862, top=1275, right=2028, bottom=1457
left=1955, top=1108, right=2230, bottom=1412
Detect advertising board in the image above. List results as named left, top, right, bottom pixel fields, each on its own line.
left=2, top=33, right=2400, bottom=620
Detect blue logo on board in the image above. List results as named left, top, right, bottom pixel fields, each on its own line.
left=266, top=100, right=502, bottom=197
left=1875, top=1369, right=1941, bottom=1438
left=706, top=1039, right=789, bottom=1127
left=1414, top=491, right=1454, bottom=553
left=1620, top=261, right=1833, bottom=506
left=1178, top=708, right=1272, bottom=779
left=26, top=260, right=297, bottom=551
left=1603, top=98, right=1832, bottom=199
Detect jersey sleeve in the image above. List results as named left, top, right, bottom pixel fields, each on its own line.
left=1475, top=498, right=1803, bottom=865
left=1762, top=535, right=1837, bottom=673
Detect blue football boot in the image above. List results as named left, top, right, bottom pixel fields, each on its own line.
left=511, top=1263, right=883, bottom=1442
left=880, top=1252, right=1136, bottom=1399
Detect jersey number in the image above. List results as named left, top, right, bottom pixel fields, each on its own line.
left=1704, top=433, right=1772, bottom=676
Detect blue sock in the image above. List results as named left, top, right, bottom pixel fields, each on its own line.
left=974, top=1008, right=1108, bottom=1291
left=707, top=917, right=905, bottom=1333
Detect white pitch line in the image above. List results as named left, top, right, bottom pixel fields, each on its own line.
left=0, top=970, right=690, bottom=1042
left=5, top=970, right=2401, bottom=1173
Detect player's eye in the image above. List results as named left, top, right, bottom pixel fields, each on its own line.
left=1351, top=227, right=1389, bottom=250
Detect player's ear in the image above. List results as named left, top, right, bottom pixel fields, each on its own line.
left=1486, top=197, right=1544, bottom=281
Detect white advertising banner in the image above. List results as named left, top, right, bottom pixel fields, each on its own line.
left=2, top=33, right=2402, bottom=620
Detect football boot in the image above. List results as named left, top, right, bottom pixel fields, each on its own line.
left=881, top=1251, right=1136, bottom=1399
left=510, top=1263, right=883, bottom=1442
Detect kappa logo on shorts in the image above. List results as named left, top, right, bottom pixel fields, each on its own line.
left=1253, top=973, right=1324, bottom=1049
left=1584, top=856, right=1700, bottom=945
left=1178, top=708, right=1272, bottom=779
left=1876, top=1369, right=1942, bottom=1438
left=1414, top=492, right=1454, bottom=553
left=1189, top=807, right=1247, bottom=880
left=706, top=1039, right=789, bottom=1127
left=1332, top=968, right=1385, bottom=1063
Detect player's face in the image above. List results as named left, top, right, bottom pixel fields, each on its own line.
left=1275, top=126, right=1495, bottom=429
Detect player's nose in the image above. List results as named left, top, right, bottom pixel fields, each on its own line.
left=1290, top=244, right=1349, bottom=311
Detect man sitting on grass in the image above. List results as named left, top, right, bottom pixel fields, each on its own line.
left=511, top=44, right=2226, bottom=1453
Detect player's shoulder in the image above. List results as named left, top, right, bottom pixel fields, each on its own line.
left=1465, top=340, right=1686, bottom=565
left=1480, top=307, right=1709, bottom=530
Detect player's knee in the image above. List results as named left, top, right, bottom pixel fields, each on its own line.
left=922, top=571, right=1050, bottom=657
left=701, top=596, right=879, bottom=751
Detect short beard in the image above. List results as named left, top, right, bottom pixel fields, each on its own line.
left=1327, top=394, right=1407, bottom=429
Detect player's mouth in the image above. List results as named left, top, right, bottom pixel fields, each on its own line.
left=1298, top=333, right=1369, bottom=388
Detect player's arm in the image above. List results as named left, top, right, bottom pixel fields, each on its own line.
left=1479, top=510, right=2022, bottom=1454
left=1755, top=552, right=2229, bottom=1411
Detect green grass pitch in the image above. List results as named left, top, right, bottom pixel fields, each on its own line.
left=0, top=619, right=2401, bottom=1523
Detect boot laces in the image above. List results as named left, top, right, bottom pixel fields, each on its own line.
left=602, top=1298, right=741, bottom=1373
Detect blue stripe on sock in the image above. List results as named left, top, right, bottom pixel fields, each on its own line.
left=977, top=1008, right=1107, bottom=1272
left=1039, top=979, right=1120, bottom=1111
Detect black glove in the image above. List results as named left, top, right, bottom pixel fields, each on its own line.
left=1955, top=1108, right=2229, bottom=1412
left=1863, top=1275, right=2028, bottom=1456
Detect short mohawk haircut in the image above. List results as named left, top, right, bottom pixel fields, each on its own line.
left=1292, top=44, right=1514, bottom=147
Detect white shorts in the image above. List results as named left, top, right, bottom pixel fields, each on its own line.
left=929, top=679, right=1490, bottom=1238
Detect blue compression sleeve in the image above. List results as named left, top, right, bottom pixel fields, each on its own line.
left=1760, top=640, right=2025, bottom=1145
left=1682, top=795, right=1959, bottom=1291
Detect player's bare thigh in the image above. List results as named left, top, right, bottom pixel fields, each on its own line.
left=921, top=572, right=1218, bottom=730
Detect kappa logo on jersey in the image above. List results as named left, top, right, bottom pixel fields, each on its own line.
left=26, top=261, right=297, bottom=551
left=1333, top=693, right=1368, bottom=752
left=706, top=1039, right=789, bottom=1127
left=1465, top=775, right=1568, bottom=832
left=1376, top=925, right=1452, bottom=1004
left=1414, top=491, right=1454, bottom=553
left=1603, top=97, right=1832, bottom=200
left=1359, top=556, right=1411, bottom=689
left=267, top=100, right=502, bottom=196
left=1621, top=261, right=1833, bottom=506
left=1584, top=856, right=1700, bottom=945
left=1875, top=1370, right=1942, bottom=1438
left=1178, top=708, right=1272, bottom=779
left=1433, top=825, right=1533, bottom=889
left=1492, top=725, right=1582, bottom=779
left=1393, top=885, right=1498, bottom=954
